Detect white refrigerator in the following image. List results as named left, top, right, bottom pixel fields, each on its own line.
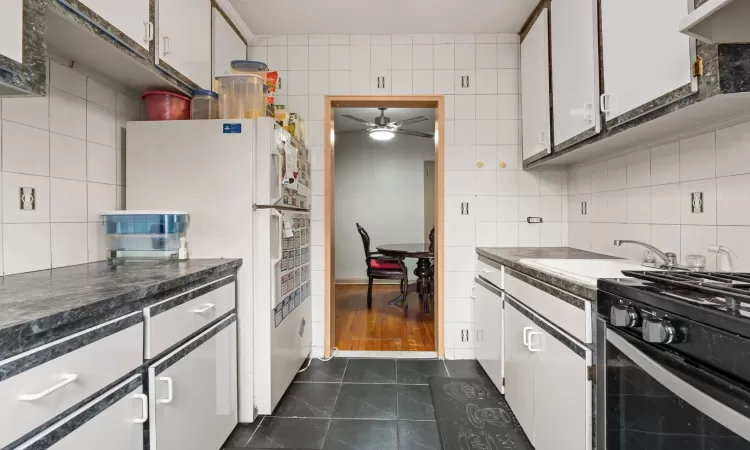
left=126, top=118, right=312, bottom=421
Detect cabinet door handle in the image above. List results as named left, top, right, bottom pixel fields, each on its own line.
left=522, top=326, right=533, bottom=346
left=132, top=393, right=148, bottom=423
left=162, top=36, right=171, bottom=55
left=143, top=21, right=154, bottom=43
left=470, top=286, right=476, bottom=298
left=527, top=331, right=543, bottom=352
left=19, top=374, right=78, bottom=401
left=538, top=131, right=547, bottom=145
left=191, top=303, right=215, bottom=313
left=158, top=376, right=173, bottom=404
left=600, top=94, right=611, bottom=113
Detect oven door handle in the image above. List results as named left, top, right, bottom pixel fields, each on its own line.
left=607, top=328, right=750, bottom=442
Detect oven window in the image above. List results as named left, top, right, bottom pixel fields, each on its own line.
left=606, top=338, right=750, bottom=450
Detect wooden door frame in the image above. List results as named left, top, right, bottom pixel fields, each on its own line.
left=323, top=95, right=445, bottom=358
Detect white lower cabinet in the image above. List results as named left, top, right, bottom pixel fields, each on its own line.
left=503, top=300, right=536, bottom=441
left=504, top=298, right=592, bottom=450
left=25, top=375, right=147, bottom=450
left=474, top=282, right=504, bottom=394
left=148, top=315, right=238, bottom=450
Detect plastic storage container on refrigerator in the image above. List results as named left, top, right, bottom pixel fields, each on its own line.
left=216, top=75, right=265, bottom=119
left=102, top=211, right=189, bottom=259
left=191, top=90, right=219, bottom=119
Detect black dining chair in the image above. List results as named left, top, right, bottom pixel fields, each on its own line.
left=357, top=223, right=408, bottom=309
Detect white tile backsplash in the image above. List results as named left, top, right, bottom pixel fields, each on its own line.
left=568, top=118, right=750, bottom=266
left=0, top=58, right=138, bottom=274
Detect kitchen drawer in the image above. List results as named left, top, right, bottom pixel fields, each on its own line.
left=144, top=277, right=235, bottom=359
left=18, top=374, right=146, bottom=450
left=0, top=313, right=143, bottom=448
left=477, top=258, right=503, bottom=290
left=504, top=274, right=591, bottom=343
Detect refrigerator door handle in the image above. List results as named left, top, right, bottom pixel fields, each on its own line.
left=270, top=209, right=284, bottom=309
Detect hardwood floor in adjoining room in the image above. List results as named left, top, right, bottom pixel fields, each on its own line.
left=334, top=284, right=435, bottom=352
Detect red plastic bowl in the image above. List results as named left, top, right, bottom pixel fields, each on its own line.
left=142, top=91, right=191, bottom=121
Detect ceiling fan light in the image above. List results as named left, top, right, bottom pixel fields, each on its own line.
left=370, top=129, right=395, bottom=141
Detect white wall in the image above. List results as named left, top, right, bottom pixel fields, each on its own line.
left=334, top=132, right=435, bottom=280
left=567, top=119, right=750, bottom=271
left=0, top=58, right=140, bottom=275
left=250, top=33, right=567, bottom=359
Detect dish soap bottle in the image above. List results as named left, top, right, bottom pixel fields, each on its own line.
left=178, top=237, right=188, bottom=260
left=708, top=245, right=736, bottom=271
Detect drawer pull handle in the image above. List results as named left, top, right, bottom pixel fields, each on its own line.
left=191, top=303, right=215, bottom=313
left=522, top=326, right=533, bottom=346
left=133, top=394, right=148, bottom=423
left=158, top=377, right=173, bottom=404
left=19, top=374, right=78, bottom=401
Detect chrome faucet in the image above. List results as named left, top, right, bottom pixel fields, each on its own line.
left=613, top=240, right=682, bottom=269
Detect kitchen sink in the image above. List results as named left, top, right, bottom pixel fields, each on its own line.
left=518, top=258, right=662, bottom=287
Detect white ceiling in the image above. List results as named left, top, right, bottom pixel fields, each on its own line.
left=334, top=108, right=436, bottom=132
left=231, top=0, right=537, bottom=35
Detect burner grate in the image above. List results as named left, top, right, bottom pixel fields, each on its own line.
left=621, top=270, right=750, bottom=303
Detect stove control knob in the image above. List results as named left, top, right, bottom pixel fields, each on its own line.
left=610, top=306, right=639, bottom=328
left=642, top=319, right=676, bottom=344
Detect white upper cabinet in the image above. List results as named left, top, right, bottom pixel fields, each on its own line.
left=213, top=8, right=246, bottom=78
left=680, top=0, right=750, bottom=44
left=80, top=0, right=151, bottom=51
left=551, top=0, right=601, bottom=146
left=158, top=0, right=212, bottom=89
left=521, top=9, right=551, bottom=162
left=0, top=0, right=23, bottom=64
left=601, top=0, right=693, bottom=123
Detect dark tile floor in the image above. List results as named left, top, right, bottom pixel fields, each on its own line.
left=223, top=358, right=490, bottom=450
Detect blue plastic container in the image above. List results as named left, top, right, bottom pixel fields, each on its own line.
left=102, top=211, right=188, bottom=259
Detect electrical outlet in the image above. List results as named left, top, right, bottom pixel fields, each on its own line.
left=461, top=329, right=469, bottom=342
left=691, top=192, right=704, bottom=213
left=581, top=201, right=587, bottom=216
left=461, top=202, right=469, bottom=215
left=19, top=187, right=35, bottom=211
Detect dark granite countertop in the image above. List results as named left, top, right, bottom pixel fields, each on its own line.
left=476, top=247, right=619, bottom=301
left=0, top=259, right=242, bottom=360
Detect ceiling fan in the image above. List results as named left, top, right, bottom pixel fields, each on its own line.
left=339, top=108, right=434, bottom=141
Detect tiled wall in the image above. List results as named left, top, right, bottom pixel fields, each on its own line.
left=250, top=34, right=567, bottom=359
left=0, top=58, right=140, bottom=275
left=567, top=119, right=750, bottom=271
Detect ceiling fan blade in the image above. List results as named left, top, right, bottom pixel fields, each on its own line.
left=392, top=116, right=429, bottom=127
left=337, top=128, right=375, bottom=134
left=341, top=114, right=377, bottom=127
left=395, top=128, right=434, bottom=139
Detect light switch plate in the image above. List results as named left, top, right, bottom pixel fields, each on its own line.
left=527, top=217, right=543, bottom=223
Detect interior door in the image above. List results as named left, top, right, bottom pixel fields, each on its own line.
left=80, top=0, right=151, bottom=51
left=503, top=300, right=536, bottom=443
left=601, top=0, right=693, bottom=122
left=531, top=327, right=591, bottom=450
left=551, top=0, right=600, bottom=145
left=521, top=9, right=551, bottom=162
left=149, top=318, right=238, bottom=450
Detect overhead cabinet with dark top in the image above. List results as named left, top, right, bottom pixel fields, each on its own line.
left=522, top=0, right=750, bottom=168
left=0, top=0, right=46, bottom=96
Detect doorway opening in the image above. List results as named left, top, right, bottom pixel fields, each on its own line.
left=323, top=96, right=445, bottom=358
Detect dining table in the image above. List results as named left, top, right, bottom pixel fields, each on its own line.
left=376, top=243, right=434, bottom=314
